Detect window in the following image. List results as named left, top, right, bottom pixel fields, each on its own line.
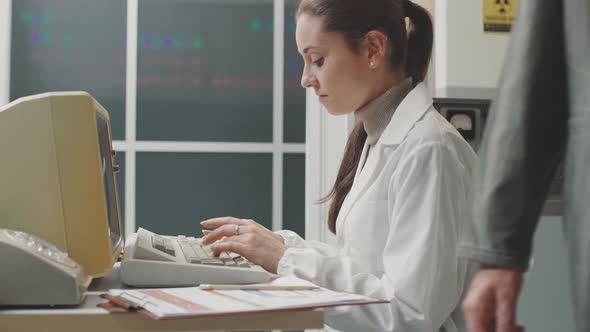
left=137, top=0, right=274, bottom=142
left=10, top=0, right=127, bottom=140
left=8, top=0, right=306, bottom=238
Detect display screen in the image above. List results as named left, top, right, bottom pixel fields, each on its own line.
left=96, top=112, right=122, bottom=252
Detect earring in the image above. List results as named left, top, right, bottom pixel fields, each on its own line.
left=369, top=61, right=376, bottom=68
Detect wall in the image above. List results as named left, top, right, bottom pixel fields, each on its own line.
left=305, top=86, right=344, bottom=246
left=434, top=0, right=510, bottom=88
left=0, top=0, right=10, bottom=106
left=518, top=217, right=574, bottom=331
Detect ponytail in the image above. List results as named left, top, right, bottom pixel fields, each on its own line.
left=320, top=122, right=367, bottom=233
left=404, top=1, right=433, bottom=84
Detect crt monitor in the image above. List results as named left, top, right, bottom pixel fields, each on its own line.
left=0, top=92, right=123, bottom=278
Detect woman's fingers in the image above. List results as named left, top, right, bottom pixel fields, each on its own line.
left=201, top=223, right=237, bottom=245
left=205, top=229, right=286, bottom=274
left=209, top=235, right=249, bottom=257
left=200, top=217, right=259, bottom=245
left=200, top=216, right=241, bottom=228
left=202, top=223, right=252, bottom=245
left=200, top=216, right=251, bottom=228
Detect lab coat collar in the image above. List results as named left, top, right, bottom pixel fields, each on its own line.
left=335, top=83, right=432, bottom=237
left=378, top=83, right=433, bottom=146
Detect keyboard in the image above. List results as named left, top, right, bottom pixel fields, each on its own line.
left=120, top=227, right=271, bottom=287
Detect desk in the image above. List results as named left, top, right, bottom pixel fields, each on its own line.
left=0, top=266, right=324, bottom=332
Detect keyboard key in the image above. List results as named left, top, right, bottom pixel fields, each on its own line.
left=179, top=241, right=195, bottom=255
left=227, top=252, right=241, bottom=259
left=202, top=245, right=214, bottom=256
left=192, top=245, right=210, bottom=260
left=152, top=236, right=166, bottom=252
left=188, top=238, right=203, bottom=246
left=223, top=259, right=237, bottom=266
left=219, top=252, right=232, bottom=259
left=179, top=242, right=196, bottom=261
left=163, top=239, right=176, bottom=256
left=189, top=257, right=202, bottom=264
left=233, top=256, right=250, bottom=268
left=201, top=259, right=226, bottom=266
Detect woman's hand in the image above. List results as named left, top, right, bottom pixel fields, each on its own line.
left=200, top=217, right=286, bottom=274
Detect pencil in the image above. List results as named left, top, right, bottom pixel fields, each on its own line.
left=198, top=284, right=320, bottom=291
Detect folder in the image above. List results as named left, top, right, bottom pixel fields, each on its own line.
left=99, top=276, right=388, bottom=320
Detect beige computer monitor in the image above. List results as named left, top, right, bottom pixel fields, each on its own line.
left=0, top=92, right=123, bottom=278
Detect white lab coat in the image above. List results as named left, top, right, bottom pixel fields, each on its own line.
left=276, top=83, right=479, bottom=332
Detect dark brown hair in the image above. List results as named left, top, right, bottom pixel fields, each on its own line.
left=297, top=0, right=433, bottom=233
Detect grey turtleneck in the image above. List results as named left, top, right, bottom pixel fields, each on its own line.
left=355, top=77, right=414, bottom=145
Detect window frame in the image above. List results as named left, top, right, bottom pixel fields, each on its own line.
left=2, top=0, right=306, bottom=238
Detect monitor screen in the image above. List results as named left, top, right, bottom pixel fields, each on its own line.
left=96, top=113, right=122, bottom=253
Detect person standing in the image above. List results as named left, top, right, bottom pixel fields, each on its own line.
left=460, top=0, right=590, bottom=331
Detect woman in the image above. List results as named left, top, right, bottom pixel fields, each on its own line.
left=201, top=0, right=478, bottom=331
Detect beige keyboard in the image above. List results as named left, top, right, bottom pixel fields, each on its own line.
left=120, top=227, right=271, bottom=287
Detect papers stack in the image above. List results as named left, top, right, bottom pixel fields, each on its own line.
left=100, top=276, right=387, bottom=320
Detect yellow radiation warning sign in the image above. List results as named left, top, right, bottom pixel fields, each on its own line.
left=483, top=0, right=519, bottom=32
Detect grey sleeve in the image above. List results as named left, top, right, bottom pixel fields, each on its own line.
left=458, top=0, right=568, bottom=271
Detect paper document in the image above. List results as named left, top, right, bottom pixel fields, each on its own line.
left=105, top=276, right=387, bottom=320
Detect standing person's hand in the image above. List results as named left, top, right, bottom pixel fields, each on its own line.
left=462, top=266, right=525, bottom=332
left=200, top=217, right=286, bottom=274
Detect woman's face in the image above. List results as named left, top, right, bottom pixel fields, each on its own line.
left=296, top=14, right=375, bottom=115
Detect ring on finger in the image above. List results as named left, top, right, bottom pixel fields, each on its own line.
left=234, top=224, right=240, bottom=236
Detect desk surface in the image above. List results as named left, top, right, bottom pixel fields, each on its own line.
left=0, top=265, right=324, bottom=332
